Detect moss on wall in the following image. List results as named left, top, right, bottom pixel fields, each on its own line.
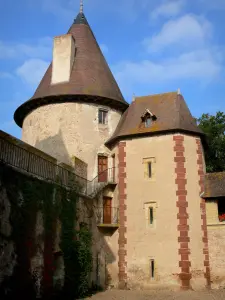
left=0, top=162, right=92, bottom=299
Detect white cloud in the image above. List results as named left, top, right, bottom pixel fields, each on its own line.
left=113, top=49, right=221, bottom=92
left=16, top=59, right=49, bottom=86
left=0, top=37, right=52, bottom=60
left=143, top=14, right=212, bottom=53
left=100, top=43, right=109, bottom=54
left=150, top=0, right=185, bottom=19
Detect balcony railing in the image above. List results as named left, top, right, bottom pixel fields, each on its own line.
left=97, top=167, right=116, bottom=183
left=95, top=206, right=119, bottom=227
left=0, top=133, right=117, bottom=198
left=86, top=168, right=117, bottom=197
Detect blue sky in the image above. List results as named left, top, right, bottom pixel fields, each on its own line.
left=0, top=0, right=225, bottom=138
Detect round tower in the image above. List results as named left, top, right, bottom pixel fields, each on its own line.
left=14, top=9, right=128, bottom=179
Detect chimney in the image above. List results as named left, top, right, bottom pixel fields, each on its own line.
left=51, top=34, right=75, bottom=85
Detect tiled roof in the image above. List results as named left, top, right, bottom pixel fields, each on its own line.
left=14, top=12, right=128, bottom=127
left=204, top=172, right=225, bottom=198
left=106, top=92, right=203, bottom=145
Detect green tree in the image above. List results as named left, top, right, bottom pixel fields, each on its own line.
left=197, top=111, right=225, bottom=173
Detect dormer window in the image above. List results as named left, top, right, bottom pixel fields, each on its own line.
left=145, top=117, right=152, bottom=128
left=141, top=109, right=156, bottom=128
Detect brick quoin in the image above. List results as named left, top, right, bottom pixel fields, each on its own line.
left=195, top=138, right=211, bottom=288
left=118, top=141, right=127, bottom=289
left=173, top=135, right=192, bottom=290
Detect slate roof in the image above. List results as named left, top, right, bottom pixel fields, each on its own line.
left=14, top=12, right=128, bottom=127
left=204, top=172, right=225, bottom=198
left=106, top=92, right=204, bottom=146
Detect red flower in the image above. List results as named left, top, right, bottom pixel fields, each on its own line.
left=219, top=213, right=225, bottom=222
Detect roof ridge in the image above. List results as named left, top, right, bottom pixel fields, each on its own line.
left=135, top=91, right=177, bottom=100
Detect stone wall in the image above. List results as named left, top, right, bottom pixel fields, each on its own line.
left=72, top=156, right=88, bottom=179
left=22, top=102, right=122, bottom=180
left=0, top=162, right=115, bottom=298
left=208, top=225, right=225, bottom=289
left=0, top=163, right=52, bottom=298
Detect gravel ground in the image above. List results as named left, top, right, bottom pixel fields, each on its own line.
left=85, top=289, right=225, bottom=300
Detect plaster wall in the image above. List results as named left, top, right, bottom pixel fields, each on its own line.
left=184, top=136, right=205, bottom=289
left=22, top=102, right=122, bottom=180
left=124, top=134, right=208, bottom=289
left=125, top=134, right=179, bottom=288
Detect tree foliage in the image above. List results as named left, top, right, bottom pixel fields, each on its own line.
left=197, top=111, right=225, bottom=172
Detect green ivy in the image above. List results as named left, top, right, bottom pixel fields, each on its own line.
left=0, top=163, right=93, bottom=299
left=60, top=188, right=92, bottom=299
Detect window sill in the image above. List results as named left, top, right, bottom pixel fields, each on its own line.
left=147, top=224, right=156, bottom=229
left=98, top=124, right=108, bottom=128
left=144, top=178, right=156, bottom=182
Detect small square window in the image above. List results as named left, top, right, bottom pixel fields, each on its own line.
left=98, top=109, right=108, bottom=124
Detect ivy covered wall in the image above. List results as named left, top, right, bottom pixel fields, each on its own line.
left=0, top=162, right=92, bottom=299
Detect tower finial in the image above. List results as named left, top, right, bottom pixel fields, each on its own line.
left=80, top=0, right=83, bottom=13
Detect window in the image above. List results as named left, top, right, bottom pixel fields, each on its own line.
left=141, top=109, right=157, bottom=128
left=144, top=202, right=156, bottom=228
left=143, top=157, right=156, bottom=180
left=149, top=207, right=154, bottom=225
left=145, top=117, right=152, bottom=128
left=218, top=198, right=225, bottom=222
left=150, top=259, right=155, bottom=279
left=98, top=109, right=108, bottom=124
left=148, top=162, right=152, bottom=178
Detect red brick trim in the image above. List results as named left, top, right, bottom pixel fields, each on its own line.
left=118, top=142, right=127, bottom=289
left=173, top=135, right=192, bottom=290
left=196, top=138, right=211, bottom=288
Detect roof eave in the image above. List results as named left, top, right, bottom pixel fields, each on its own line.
left=105, top=128, right=205, bottom=148
left=14, top=94, right=129, bottom=128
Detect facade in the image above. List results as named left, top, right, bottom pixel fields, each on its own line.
left=12, top=6, right=225, bottom=291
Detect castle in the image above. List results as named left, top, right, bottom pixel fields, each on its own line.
left=2, top=3, right=225, bottom=293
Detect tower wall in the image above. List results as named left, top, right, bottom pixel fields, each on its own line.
left=116, top=133, right=209, bottom=290
left=22, top=102, right=122, bottom=180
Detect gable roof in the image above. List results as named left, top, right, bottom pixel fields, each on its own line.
left=106, top=91, right=204, bottom=146
left=203, top=172, right=225, bottom=198
left=14, top=12, right=128, bottom=127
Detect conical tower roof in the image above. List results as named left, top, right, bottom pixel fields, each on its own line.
left=14, top=11, right=128, bottom=127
